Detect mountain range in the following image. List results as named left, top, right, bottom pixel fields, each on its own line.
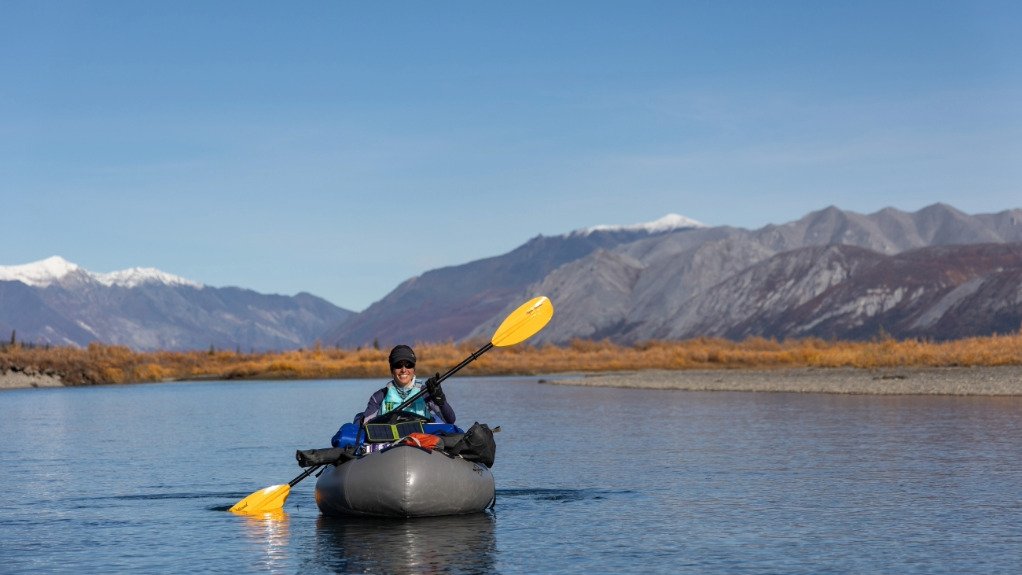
left=329, top=203, right=1022, bottom=347
left=2, top=204, right=1020, bottom=351
left=0, top=257, right=353, bottom=351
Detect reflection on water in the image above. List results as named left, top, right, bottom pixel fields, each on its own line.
left=240, top=510, right=291, bottom=572
left=312, top=512, right=497, bottom=574
left=497, top=488, right=632, bottom=502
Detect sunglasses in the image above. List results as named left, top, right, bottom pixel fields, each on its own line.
left=392, top=361, right=415, bottom=370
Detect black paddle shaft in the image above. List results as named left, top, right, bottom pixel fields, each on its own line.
left=288, top=464, right=322, bottom=487
left=390, top=342, right=494, bottom=414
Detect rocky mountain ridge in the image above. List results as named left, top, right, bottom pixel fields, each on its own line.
left=3, top=204, right=1020, bottom=351
left=336, top=203, right=1022, bottom=347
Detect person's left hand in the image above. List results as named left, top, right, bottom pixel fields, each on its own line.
left=425, top=373, right=446, bottom=406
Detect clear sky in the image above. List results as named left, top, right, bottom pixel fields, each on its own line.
left=2, top=1, right=1019, bottom=311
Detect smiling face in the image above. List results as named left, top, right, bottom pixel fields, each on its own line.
left=391, top=360, right=415, bottom=387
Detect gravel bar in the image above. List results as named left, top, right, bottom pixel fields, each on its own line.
left=548, top=366, right=1022, bottom=396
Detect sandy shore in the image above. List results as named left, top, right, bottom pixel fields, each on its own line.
left=548, top=366, right=1022, bottom=396
left=0, top=370, right=65, bottom=390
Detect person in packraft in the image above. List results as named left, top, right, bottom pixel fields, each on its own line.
left=358, top=344, right=455, bottom=424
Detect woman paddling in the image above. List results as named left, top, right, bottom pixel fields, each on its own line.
left=359, top=344, right=455, bottom=424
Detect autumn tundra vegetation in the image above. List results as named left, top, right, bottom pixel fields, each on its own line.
left=2, top=332, right=1021, bottom=386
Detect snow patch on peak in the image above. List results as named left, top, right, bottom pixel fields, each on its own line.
left=0, top=256, right=81, bottom=286
left=574, top=213, right=707, bottom=236
left=94, top=267, right=203, bottom=289
left=0, top=256, right=203, bottom=289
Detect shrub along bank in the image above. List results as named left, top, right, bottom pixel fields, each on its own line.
left=2, top=333, right=1021, bottom=386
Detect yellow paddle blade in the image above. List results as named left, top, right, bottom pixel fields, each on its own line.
left=229, top=483, right=291, bottom=514
left=491, top=296, right=554, bottom=347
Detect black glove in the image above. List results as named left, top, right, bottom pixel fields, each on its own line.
left=425, top=373, right=446, bottom=406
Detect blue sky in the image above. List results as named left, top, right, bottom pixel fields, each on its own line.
left=2, top=1, right=1019, bottom=311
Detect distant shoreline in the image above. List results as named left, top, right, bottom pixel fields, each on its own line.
left=547, top=366, right=1022, bottom=396
left=6, top=366, right=1022, bottom=395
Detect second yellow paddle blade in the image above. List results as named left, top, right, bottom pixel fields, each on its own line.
left=491, top=296, right=554, bottom=347
left=229, top=483, right=291, bottom=514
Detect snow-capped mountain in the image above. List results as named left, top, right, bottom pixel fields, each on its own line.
left=0, top=257, right=354, bottom=351
left=5, top=204, right=1022, bottom=352
left=0, top=256, right=83, bottom=287
left=94, top=267, right=203, bottom=289
left=572, top=213, right=707, bottom=236
left=326, top=204, right=1022, bottom=348
left=0, top=256, right=202, bottom=289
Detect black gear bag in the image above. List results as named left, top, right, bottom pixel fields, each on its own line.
left=444, top=422, right=497, bottom=468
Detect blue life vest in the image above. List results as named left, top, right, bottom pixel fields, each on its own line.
left=381, top=380, right=432, bottom=420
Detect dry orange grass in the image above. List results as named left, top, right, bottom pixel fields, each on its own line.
left=2, top=333, right=1020, bottom=386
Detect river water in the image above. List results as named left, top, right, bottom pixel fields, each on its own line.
left=1, top=376, right=1019, bottom=574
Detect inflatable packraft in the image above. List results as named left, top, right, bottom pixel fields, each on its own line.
left=298, top=416, right=497, bottom=518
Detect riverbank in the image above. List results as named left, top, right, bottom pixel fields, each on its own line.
left=0, top=370, right=64, bottom=389
left=6, top=365, right=1021, bottom=395
left=548, top=366, right=1022, bottom=396
left=4, top=335, right=1021, bottom=388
